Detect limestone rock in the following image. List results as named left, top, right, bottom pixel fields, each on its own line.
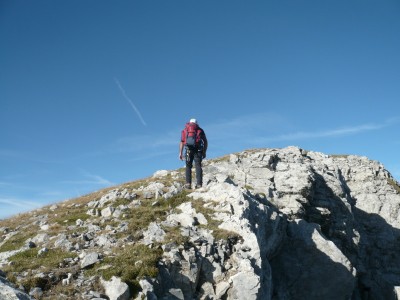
left=54, top=234, right=73, bottom=251
left=142, top=222, right=166, bottom=245
left=216, top=281, right=230, bottom=299
left=81, top=252, right=100, bottom=269
left=167, top=202, right=207, bottom=227
left=101, top=276, right=130, bottom=300
left=153, top=170, right=169, bottom=178
left=229, top=271, right=260, bottom=300
left=0, top=276, right=33, bottom=300
left=101, top=206, right=115, bottom=217
left=29, top=233, right=49, bottom=245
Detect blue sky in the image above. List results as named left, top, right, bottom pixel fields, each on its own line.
left=1, top=0, right=399, bottom=219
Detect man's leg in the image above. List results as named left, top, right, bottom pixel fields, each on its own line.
left=185, top=148, right=194, bottom=187
left=194, top=151, right=203, bottom=187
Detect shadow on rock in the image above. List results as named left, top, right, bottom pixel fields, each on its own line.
left=270, top=219, right=356, bottom=300
left=276, top=170, right=400, bottom=300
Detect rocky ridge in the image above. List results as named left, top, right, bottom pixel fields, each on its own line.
left=1, top=146, right=400, bottom=299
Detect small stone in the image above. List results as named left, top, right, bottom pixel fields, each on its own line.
left=143, top=192, right=154, bottom=199
left=27, top=241, right=36, bottom=248
left=29, top=287, right=43, bottom=297
left=153, top=170, right=169, bottom=178
left=38, top=247, right=49, bottom=256
left=81, top=252, right=100, bottom=269
left=167, top=288, right=184, bottom=300
left=216, top=281, right=230, bottom=299
left=40, top=224, right=50, bottom=230
left=101, top=276, right=130, bottom=300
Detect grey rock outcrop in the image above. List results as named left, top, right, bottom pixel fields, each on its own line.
left=101, top=276, right=130, bottom=300
left=1, top=146, right=399, bottom=300
left=159, top=146, right=400, bottom=299
left=0, top=276, right=33, bottom=300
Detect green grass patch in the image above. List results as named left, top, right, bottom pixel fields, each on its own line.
left=191, top=201, right=220, bottom=227
left=213, top=155, right=230, bottom=163
left=113, top=198, right=135, bottom=207
left=176, top=167, right=186, bottom=176
left=42, top=284, right=77, bottom=299
left=126, top=191, right=190, bottom=233
left=330, top=154, right=350, bottom=158
left=51, top=211, right=90, bottom=226
left=0, top=230, right=38, bottom=252
left=191, top=200, right=242, bottom=242
left=153, top=174, right=180, bottom=188
left=21, top=276, right=49, bottom=293
left=388, top=178, right=400, bottom=194
left=85, top=244, right=162, bottom=296
left=123, top=178, right=150, bottom=190
left=0, top=212, right=32, bottom=233
left=4, top=248, right=77, bottom=273
left=163, top=226, right=190, bottom=245
left=213, top=228, right=242, bottom=242
left=127, top=205, right=167, bottom=232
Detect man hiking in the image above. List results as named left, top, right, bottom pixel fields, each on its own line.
left=179, top=118, right=208, bottom=189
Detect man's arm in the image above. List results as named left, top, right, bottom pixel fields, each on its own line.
left=179, top=141, right=184, bottom=160
left=179, top=130, right=185, bottom=160
left=202, top=133, right=208, bottom=158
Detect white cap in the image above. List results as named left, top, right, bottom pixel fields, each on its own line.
left=189, top=118, right=197, bottom=124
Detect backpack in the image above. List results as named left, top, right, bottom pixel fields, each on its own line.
left=183, top=122, right=202, bottom=149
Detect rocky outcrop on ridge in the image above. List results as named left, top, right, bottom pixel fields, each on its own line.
left=1, top=146, right=400, bottom=299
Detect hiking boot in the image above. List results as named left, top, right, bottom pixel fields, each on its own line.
left=195, top=184, right=202, bottom=189
left=184, top=183, right=192, bottom=189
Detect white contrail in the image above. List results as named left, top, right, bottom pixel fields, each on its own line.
left=274, top=123, right=384, bottom=141
left=0, top=197, right=40, bottom=209
left=273, top=118, right=399, bottom=141
left=62, top=172, right=114, bottom=186
left=114, top=78, right=147, bottom=126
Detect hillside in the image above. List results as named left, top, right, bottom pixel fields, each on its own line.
left=1, top=146, right=400, bottom=300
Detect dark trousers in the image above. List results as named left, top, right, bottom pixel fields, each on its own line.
left=185, top=147, right=203, bottom=186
